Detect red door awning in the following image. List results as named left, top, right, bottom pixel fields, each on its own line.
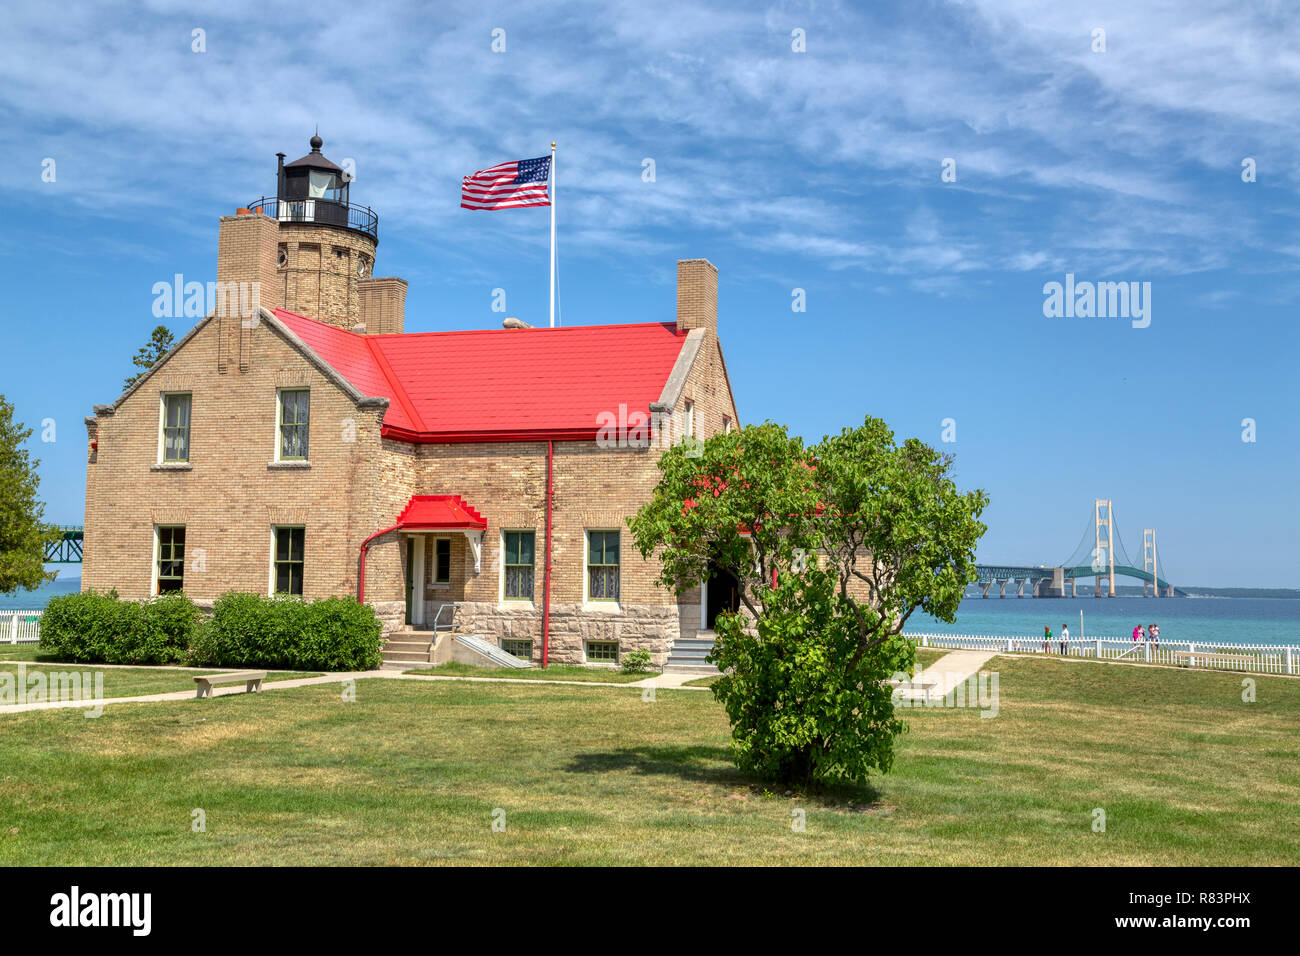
left=394, top=495, right=487, bottom=530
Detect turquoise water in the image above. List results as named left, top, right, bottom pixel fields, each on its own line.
left=6, top=577, right=1297, bottom=647
left=1, top=576, right=81, bottom=610
left=905, top=596, right=1300, bottom=647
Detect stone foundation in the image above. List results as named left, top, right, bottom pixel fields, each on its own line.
left=454, top=601, right=684, bottom=666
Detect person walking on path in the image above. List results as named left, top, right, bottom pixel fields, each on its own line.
left=1043, top=625, right=1052, bottom=653
left=1060, top=624, right=1069, bottom=654
left=1133, top=624, right=1145, bottom=643
left=1150, top=622, right=1159, bottom=645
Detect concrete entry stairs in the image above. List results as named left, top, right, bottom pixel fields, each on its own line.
left=381, top=628, right=437, bottom=669
left=664, top=633, right=720, bottom=675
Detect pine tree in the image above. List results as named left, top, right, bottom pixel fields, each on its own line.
left=0, top=395, right=59, bottom=594
left=124, top=325, right=175, bottom=390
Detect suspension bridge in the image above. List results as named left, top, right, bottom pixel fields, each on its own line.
left=43, top=526, right=83, bottom=564
left=975, top=499, right=1182, bottom=598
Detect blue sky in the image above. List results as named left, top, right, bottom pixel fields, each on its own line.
left=1, top=0, right=1296, bottom=586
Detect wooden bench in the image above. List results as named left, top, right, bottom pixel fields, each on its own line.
left=1171, top=651, right=1275, bottom=670
left=194, top=671, right=267, bottom=699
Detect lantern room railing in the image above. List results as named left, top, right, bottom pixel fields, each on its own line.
left=248, top=197, right=379, bottom=243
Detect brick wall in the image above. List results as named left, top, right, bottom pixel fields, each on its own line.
left=275, top=222, right=377, bottom=330
left=83, top=316, right=385, bottom=602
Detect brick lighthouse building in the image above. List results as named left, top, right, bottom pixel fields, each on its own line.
left=82, top=135, right=741, bottom=668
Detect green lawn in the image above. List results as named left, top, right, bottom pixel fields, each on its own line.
left=0, top=644, right=54, bottom=661
left=411, top=661, right=650, bottom=683
left=0, top=663, right=314, bottom=700
left=1, top=655, right=1297, bottom=865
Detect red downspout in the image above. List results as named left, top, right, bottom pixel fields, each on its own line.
left=358, top=524, right=401, bottom=603
left=542, top=439, right=554, bottom=668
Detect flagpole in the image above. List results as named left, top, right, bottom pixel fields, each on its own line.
left=549, top=141, right=556, bottom=328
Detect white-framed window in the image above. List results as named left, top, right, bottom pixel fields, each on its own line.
left=432, top=537, right=452, bottom=585
left=502, top=638, right=533, bottom=660
left=586, top=530, right=621, bottom=602
left=159, top=393, right=192, bottom=463
left=271, top=526, right=305, bottom=595
left=585, top=640, right=619, bottom=664
left=277, top=388, right=310, bottom=461
left=502, top=530, right=535, bottom=601
left=723, top=415, right=733, bottom=434
left=683, top=399, right=694, bottom=438
left=155, top=525, right=186, bottom=594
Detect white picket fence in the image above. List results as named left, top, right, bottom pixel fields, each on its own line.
left=1, top=610, right=43, bottom=644
left=909, top=632, right=1298, bottom=676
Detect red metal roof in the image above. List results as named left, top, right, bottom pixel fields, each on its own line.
left=395, top=495, right=487, bottom=530
left=274, top=308, right=690, bottom=442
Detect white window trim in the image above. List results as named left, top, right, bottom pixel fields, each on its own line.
left=153, top=524, right=185, bottom=595
left=274, top=387, right=311, bottom=463
left=498, top=529, right=536, bottom=607
left=501, top=638, right=535, bottom=660
left=269, top=524, right=306, bottom=597
left=583, top=528, right=621, bottom=612
left=683, top=399, right=694, bottom=439
left=151, top=525, right=162, bottom=595
left=583, top=639, right=621, bottom=665
left=158, top=391, right=192, bottom=465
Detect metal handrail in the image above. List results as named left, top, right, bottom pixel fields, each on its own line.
left=431, top=602, right=460, bottom=634
left=247, top=197, right=379, bottom=242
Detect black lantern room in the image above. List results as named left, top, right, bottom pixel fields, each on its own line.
left=251, top=134, right=378, bottom=241
left=279, top=134, right=350, bottom=205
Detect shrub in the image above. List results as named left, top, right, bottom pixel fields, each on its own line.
left=203, top=592, right=382, bottom=671
left=39, top=589, right=195, bottom=665
left=710, top=569, right=913, bottom=786
left=620, top=647, right=655, bottom=674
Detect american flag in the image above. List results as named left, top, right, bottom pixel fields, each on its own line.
left=461, top=155, right=551, bottom=210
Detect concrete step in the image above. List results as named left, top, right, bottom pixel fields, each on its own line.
left=384, top=639, right=434, bottom=651
left=663, top=662, right=719, bottom=675
left=382, top=650, right=434, bottom=663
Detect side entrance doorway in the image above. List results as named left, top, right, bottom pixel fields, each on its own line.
left=704, top=560, right=740, bottom=630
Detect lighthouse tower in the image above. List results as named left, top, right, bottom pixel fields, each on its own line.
left=217, top=134, right=406, bottom=335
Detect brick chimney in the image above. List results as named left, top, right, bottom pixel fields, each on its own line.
left=676, top=258, right=717, bottom=335
left=358, top=276, right=407, bottom=334
left=215, top=210, right=282, bottom=373
left=216, top=210, right=282, bottom=315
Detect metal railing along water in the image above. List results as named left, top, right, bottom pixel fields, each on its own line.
left=909, top=632, right=1297, bottom=675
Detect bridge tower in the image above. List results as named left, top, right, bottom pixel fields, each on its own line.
left=1093, top=499, right=1115, bottom=597
left=1143, top=528, right=1159, bottom=599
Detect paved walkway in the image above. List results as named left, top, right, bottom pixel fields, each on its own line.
left=897, top=649, right=998, bottom=702
left=0, top=666, right=713, bottom=716
left=0, top=673, right=369, bottom=715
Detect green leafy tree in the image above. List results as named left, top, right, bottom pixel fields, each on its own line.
left=124, top=325, right=175, bottom=390
left=0, top=395, right=60, bottom=594
left=629, top=417, right=988, bottom=786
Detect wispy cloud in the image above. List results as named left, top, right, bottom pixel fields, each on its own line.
left=1, top=0, right=1297, bottom=283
